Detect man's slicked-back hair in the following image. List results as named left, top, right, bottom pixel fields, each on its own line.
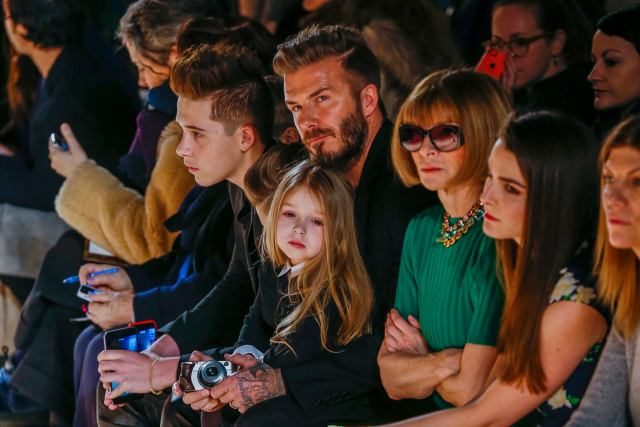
left=171, top=37, right=274, bottom=145
left=273, top=25, right=381, bottom=93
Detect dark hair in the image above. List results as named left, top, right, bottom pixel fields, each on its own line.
left=116, top=0, right=229, bottom=65
left=597, top=4, right=640, bottom=53
left=493, top=0, right=593, bottom=64
left=243, top=143, right=308, bottom=208
left=176, top=19, right=275, bottom=73
left=496, top=110, right=598, bottom=393
left=273, top=25, right=381, bottom=93
left=264, top=75, right=296, bottom=138
left=6, top=0, right=85, bottom=48
left=171, top=34, right=274, bottom=145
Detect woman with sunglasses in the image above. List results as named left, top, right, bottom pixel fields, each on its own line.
left=485, top=0, right=595, bottom=124
left=378, top=69, right=510, bottom=418
left=384, top=111, right=608, bottom=427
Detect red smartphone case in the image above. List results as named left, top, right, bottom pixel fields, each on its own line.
left=476, top=47, right=507, bottom=81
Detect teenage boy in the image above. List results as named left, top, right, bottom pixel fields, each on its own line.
left=96, top=35, right=275, bottom=427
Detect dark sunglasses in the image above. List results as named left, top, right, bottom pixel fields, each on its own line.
left=399, top=124, right=464, bottom=152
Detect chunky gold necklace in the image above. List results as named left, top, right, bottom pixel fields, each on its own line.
left=436, top=201, right=484, bottom=248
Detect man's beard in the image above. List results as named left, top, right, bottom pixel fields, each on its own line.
left=303, top=108, right=368, bottom=173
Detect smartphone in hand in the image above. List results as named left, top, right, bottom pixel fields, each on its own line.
left=476, top=47, right=507, bottom=81
left=76, top=284, right=103, bottom=302
left=103, top=321, right=158, bottom=405
left=49, top=132, right=69, bottom=151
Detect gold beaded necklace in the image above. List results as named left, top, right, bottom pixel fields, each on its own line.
left=436, top=200, right=484, bottom=248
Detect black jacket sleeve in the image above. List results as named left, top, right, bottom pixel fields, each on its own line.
left=263, top=295, right=382, bottom=419
left=160, top=241, right=256, bottom=352
left=159, top=183, right=260, bottom=353
left=276, top=332, right=382, bottom=417
left=126, top=251, right=178, bottom=293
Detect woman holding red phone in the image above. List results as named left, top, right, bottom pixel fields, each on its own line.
left=483, top=0, right=596, bottom=125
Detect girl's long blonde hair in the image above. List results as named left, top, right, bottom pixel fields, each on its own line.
left=596, top=116, right=640, bottom=339
left=262, top=160, right=374, bottom=353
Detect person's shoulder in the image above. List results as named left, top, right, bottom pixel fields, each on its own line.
left=548, top=242, right=600, bottom=308
left=408, top=204, right=444, bottom=229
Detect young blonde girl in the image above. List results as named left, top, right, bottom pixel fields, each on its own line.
left=212, top=160, right=379, bottom=426
left=261, top=160, right=374, bottom=354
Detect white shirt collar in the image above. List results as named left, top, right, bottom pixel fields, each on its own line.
left=278, top=262, right=305, bottom=278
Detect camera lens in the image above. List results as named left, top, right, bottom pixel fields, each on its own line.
left=197, top=361, right=227, bottom=388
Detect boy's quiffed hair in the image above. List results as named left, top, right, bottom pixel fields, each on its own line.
left=171, top=39, right=274, bottom=143
left=273, top=25, right=381, bottom=93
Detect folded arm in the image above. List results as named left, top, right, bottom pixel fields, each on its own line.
left=383, top=301, right=608, bottom=427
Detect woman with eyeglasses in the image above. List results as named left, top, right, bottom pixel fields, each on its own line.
left=377, top=69, right=510, bottom=419
left=589, top=5, right=640, bottom=142
left=383, top=111, right=608, bottom=427
left=485, top=0, right=595, bottom=125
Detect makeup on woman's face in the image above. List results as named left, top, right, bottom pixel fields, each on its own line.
left=480, top=140, right=528, bottom=245
left=602, top=146, right=640, bottom=250
left=407, top=110, right=467, bottom=192
left=276, top=185, right=325, bottom=265
left=491, top=4, right=557, bottom=89
left=589, top=31, right=640, bottom=111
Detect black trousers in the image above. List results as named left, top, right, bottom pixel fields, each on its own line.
left=96, top=387, right=202, bottom=427
left=10, top=230, right=88, bottom=421
left=98, top=389, right=329, bottom=427
left=222, top=396, right=325, bottom=427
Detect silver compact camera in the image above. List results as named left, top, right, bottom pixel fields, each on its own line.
left=178, top=360, right=235, bottom=392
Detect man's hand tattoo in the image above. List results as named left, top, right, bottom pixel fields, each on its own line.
left=236, top=361, right=286, bottom=409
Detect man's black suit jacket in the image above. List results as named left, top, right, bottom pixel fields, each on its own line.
left=186, top=121, right=435, bottom=422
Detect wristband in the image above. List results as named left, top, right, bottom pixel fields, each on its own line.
left=149, top=358, right=163, bottom=395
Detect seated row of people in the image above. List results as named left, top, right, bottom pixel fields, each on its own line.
left=3, top=0, right=639, bottom=426
left=85, top=14, right=637, bottom=427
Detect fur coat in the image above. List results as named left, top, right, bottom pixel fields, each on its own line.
left=54, top=121, right=194, bottom=264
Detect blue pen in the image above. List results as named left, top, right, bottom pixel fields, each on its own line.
left=62, top=267, right=119, bottom=285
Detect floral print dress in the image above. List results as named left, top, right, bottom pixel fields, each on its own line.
left=521, top=246, right=608, bottom=427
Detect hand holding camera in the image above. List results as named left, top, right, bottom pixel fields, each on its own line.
left=179, top=352, right=285, bottom=414
left=48, top=122, right=88, bottom=178
left=179, top=359, right=236, bottom=392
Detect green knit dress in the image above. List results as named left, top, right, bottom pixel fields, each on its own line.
left=395, top=204, right=504, bottom=408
